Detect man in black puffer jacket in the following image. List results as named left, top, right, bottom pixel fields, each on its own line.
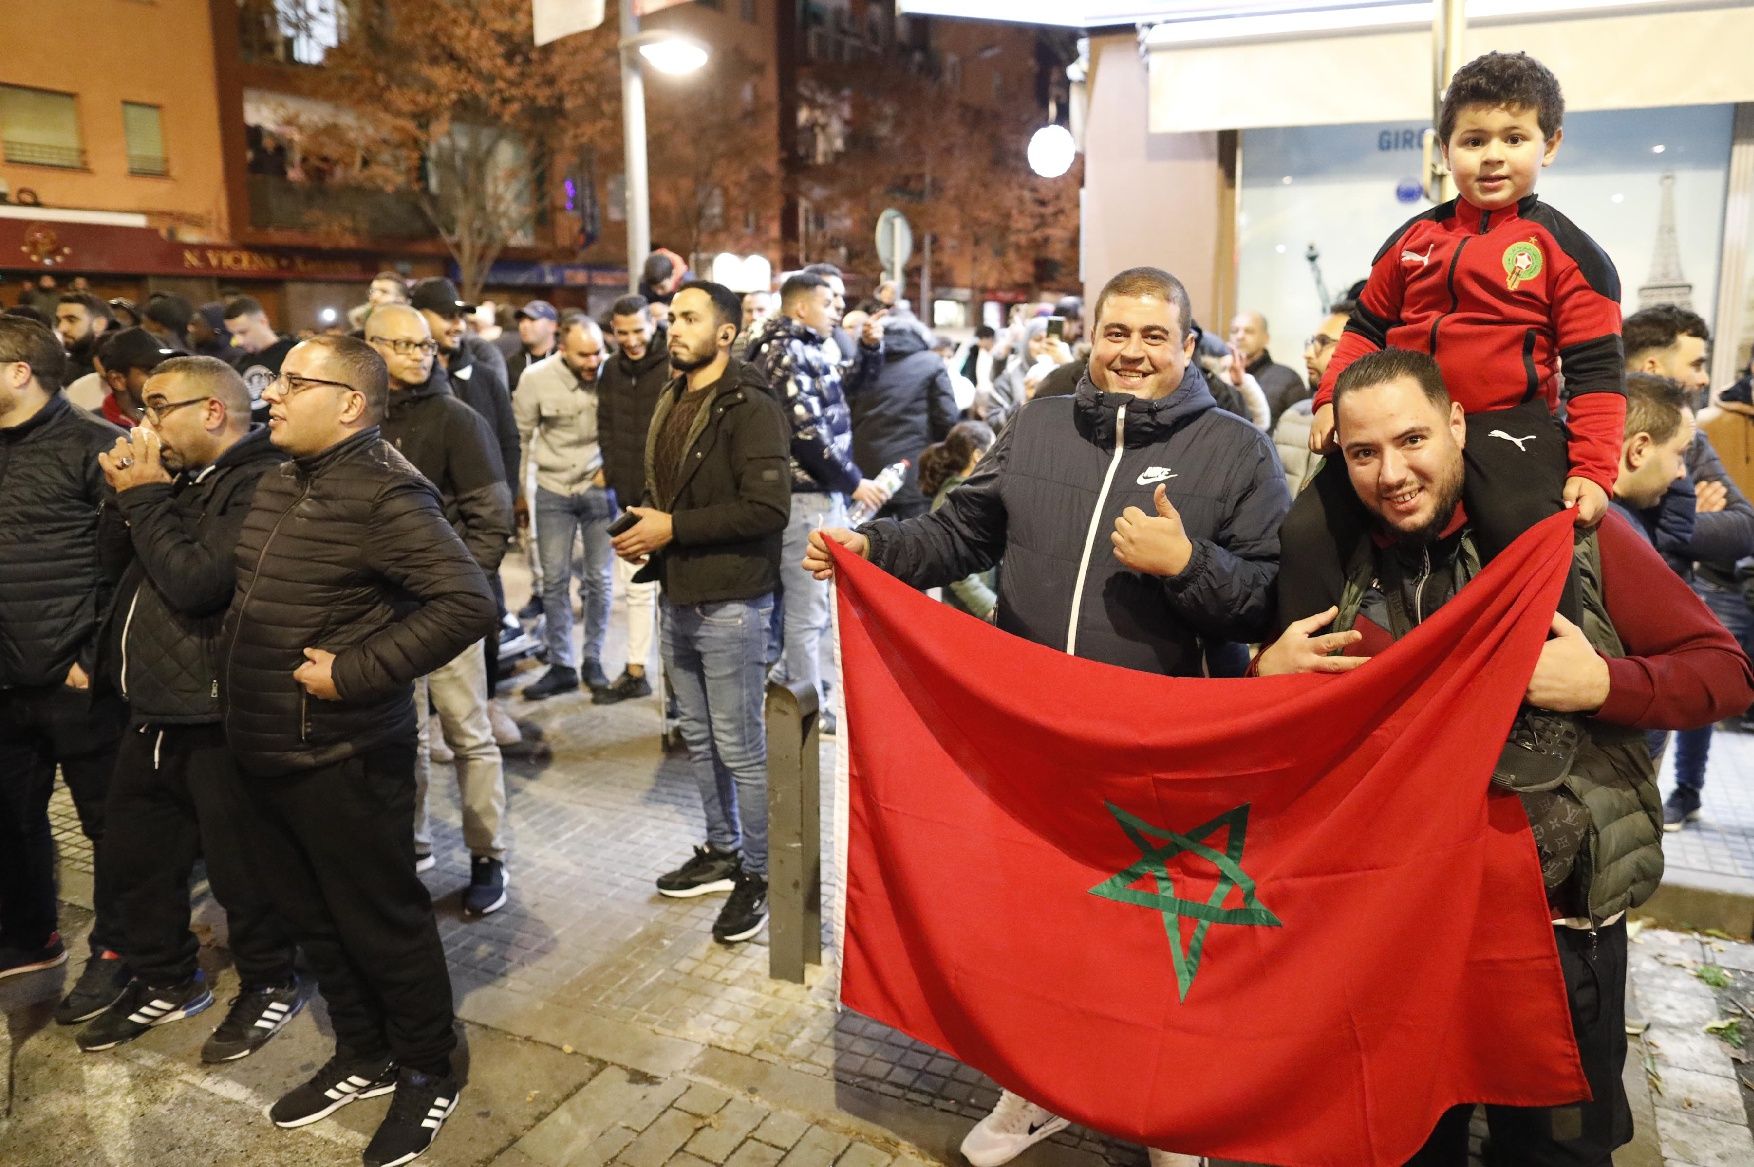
left=848, top=311, right=959, bottom=520
left=0, top=317, right=130, bottom=1015
left=370, top=304, right=515, bottom=916
left=225, top=335, right=493, bottom=1163
left=79, top=356, right=301, bottom=1060
left=805, top=268, right=1288, bottom=1163
left=593, top=294, right=670, bottom=700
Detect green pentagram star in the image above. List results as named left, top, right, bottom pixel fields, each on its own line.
left=1089, top=801, right=1281, bottom=1000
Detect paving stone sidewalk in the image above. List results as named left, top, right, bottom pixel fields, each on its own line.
left=8, top=556, right=1753, bottom=1166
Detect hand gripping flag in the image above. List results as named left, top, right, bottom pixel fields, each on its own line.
left=833, top=512, right=1589, bottom=1167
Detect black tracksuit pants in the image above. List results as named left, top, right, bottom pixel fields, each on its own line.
left=1405, top=921, right=1631, bottom=1166
left=0, top=682, right=125, bottom=953
left=106, top=723, right=295, bottom=988
left=1276, top=399, right=1581, bottom=631
left=238, top=738, right=455, bottom=1075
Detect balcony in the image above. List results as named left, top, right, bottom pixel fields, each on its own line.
left=3, top=140, right=86, bottom=169
left=248, top=174, right=434, bottom=240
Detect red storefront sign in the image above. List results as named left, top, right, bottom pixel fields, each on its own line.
left=2, top=218, right=380, bottom=282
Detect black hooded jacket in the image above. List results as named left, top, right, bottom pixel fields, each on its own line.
left=598, top=335, right=671, bottom=507
left=863, top=367, right=1289, bottom=676
left=222, top=428, right=496, bottom=777
left=446, top=335, right=519, bottom=490
left=848, top=325, right=958, bottom=512
left=381, top=364, right=515, bottom=572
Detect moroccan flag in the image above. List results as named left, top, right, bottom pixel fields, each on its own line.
left=834, top=512, right=1589, bottom=1167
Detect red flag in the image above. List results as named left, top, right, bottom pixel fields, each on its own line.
left=834, top=512, right=1589, bottom=1167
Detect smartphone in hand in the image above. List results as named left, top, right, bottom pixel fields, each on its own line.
left=608, top=509, right=641, bottom=537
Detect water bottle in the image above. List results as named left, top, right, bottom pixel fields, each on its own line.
left=847, top=459, right=910, bottom=525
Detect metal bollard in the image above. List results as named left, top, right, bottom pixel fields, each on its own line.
left=765, top=678, right=821, bottom=983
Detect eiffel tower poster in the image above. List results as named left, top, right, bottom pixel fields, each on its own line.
left=1638, top=172, right=1694, bottom=310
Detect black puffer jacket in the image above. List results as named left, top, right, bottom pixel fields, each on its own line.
left=0, top=394, right=125, bottom=688
left=598, top=336, right=670, bottom=507
left=447, top=337, right=520, bottom=490
left=864, top=368, right=1290, bottom=675
left=848, top=325, right=958, bottom=513
left=381, top=365, right=514, bottom=572
left=98, top=427, right=284, bottom=723
left=743, top=314, right=866, bottom=495
left=638, top=360, right=791, bottom=605
left=223, top=429, right=496, bottom=778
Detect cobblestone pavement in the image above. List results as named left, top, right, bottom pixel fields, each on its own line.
left=10, top=554, right=1753, bottom=1166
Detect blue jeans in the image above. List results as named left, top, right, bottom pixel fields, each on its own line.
left=1672, top=578, right=1754, bottom=798
left=775, top=492, right=843, bottom=706
left=662, top=595, right=774, bottom=876
left=535, top=485, right=614, bottom=670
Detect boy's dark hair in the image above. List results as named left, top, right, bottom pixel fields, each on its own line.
left=223, top=296, right=265, bottom=321
left=0, top=315, right=68, bottom=392
left=1623, top=373, right=1690, bottom=446
left=1623, top=304, right=1710, bottom=362
left=1439, top=51, right=1564, bottom=144
left=1333, top=348, right=1452, bottom=416
left=610, top=294, right=650, bottom=320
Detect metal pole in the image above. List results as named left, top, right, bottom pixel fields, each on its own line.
left=621, top=0, right=649, bottom=294
left=921, top=232, right=931, bottom=321
left=1425, top=0, right=1465, bottom=204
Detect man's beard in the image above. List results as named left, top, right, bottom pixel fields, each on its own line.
left=669, top=344, right=711, bottom=373
left=1379, top=469, right=1464, bottom=547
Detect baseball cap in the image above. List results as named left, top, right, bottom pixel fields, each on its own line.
left=99, top=327, right=179, bottom=374
left=515, top=300, right=558, bottom=323
left=409, top=277, right=470, bottom=318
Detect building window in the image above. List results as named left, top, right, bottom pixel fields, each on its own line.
left=123, top=102, right=168, bottom=176
left=0, top=84, right=84, bottom=169
left=945, top=54, right=961, bottom=91
left=276, top=0, right=342, bottom=66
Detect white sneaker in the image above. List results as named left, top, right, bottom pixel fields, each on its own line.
left=1147, top=1152, right=1204, bottom=1167
left=960, top=1089, right=1069, bottom=1166
left=487, top=700, right=522, bottom=747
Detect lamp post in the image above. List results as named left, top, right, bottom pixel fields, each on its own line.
left=618, top=0, right=709, bottom=293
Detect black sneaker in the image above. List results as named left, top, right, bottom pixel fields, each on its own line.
left=517, top=595, right=543, bottom=620
left=363, top=1067, right=461, bottom=1167
left=56, top=950, right=131, bottom=1024
left=592, top=670, right=653, bottom=705
left=521, top=665, right=578, bottom=701
left=713, top=869, right=769, bottom=944
left=1663, top=792, right=1702, bottom=833
left=201, top=977, right=307, bottom=1063
left=0, top=932, right=67, bottom=981
left=582, top=658, right=612, bottom=693
left=462, top=857, right=509, bottom=916
left=656, top=845, right=740, bottom=898
left=269, top=1052, right=398, bottom=1128
left=76, top=973, right=213, bottom=1052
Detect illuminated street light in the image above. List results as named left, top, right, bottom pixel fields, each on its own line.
left=1027, top=124, right=1076, bottom=179
left=637, top=35, right=709, bottom=76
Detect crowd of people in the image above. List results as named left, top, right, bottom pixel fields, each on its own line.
left=3, top=47, right=1754, bottom=1167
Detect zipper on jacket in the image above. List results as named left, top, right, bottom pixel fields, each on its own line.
left=299, top=691, right=310, bottom=743
left=1412, top=548, right=1432, bottom=626
left=1427, top=237, right=1471, bottom=356
left=118, top=588, right=143, bottom=699
left=224, top=480, right=312, bottom=739
left=1066, top=401, right=1128, bottom=656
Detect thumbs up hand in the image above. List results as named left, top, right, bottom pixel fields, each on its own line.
left=1111, top=484, right=1195, bottom=577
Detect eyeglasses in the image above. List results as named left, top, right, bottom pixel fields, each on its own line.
left=367, top=336, right=440, bottom=356
left=141, top=396, right=211, bottom=425
left=1305, top=333, right=1340, bottom=353
left=270, top=372, right=358, bottom=398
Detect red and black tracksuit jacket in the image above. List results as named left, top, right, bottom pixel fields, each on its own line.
left=1316, top=193, right=1625, bottom=493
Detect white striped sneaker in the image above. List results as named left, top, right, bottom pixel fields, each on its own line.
left=202, top=976, right=307, bottom=1063
left=76, top=974, right=213, bottom=1052
left=363, top=1068, right=461, bottom=1167
left=269, top=1053, right=398, bottom=1128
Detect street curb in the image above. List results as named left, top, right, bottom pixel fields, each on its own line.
left=1632, top=867, right=1754, bottom=940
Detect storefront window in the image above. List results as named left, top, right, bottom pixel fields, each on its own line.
left=1237, top=105, right=1735, bottom=369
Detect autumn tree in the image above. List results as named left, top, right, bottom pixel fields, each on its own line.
left=264, top=0, right=621, bottom=300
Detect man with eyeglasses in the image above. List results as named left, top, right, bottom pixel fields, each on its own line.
left=224, top=334, right=494, bottom=1166
left=0, top=317, right=130, bottom=1020
left=78, top=356, right=301, bottom=1061
left=367, top=305, right=515, bottom=916
left=1273, top=299, right=1356, bottom=494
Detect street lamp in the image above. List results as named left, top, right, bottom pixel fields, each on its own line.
left=1027, top=124, right=1077, bottom=179
left=619, top=1, right=709, bottom=293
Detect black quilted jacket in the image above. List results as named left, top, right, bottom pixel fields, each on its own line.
left=597, top=338, right=671, bottom=507
left=97, top=427, right=284, bottom=724
left=222, top=428, right=496, bottom=777
left=0, top=394, right=125, bottom=688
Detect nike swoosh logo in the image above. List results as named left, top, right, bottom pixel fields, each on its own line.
left=1137, top=468, right=1178, bottom=485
